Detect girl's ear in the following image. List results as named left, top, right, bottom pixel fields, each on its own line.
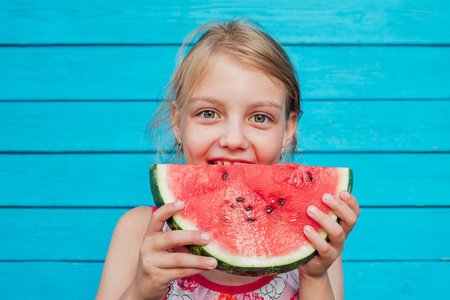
left=282, top=112, right=298, bottom=149
left=171, top=102, right=182, bottom=142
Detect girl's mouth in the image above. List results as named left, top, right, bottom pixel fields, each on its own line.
left=208, top=160, right=251, bottom=165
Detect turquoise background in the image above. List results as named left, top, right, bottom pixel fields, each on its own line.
left=1, top=1, right=449, bottom=298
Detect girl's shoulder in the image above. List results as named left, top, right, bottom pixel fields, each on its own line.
left=115, top=206, right=153, bottom=235
left=96, top=206, right=153, bottom=298
left=105, top=206, right=153, bottom=252
left=119, top=205, right=153, bottom=222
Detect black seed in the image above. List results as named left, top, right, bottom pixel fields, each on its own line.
left=222, top=172, right=228, bottom=180
left=236, top=197, right=244, bottom=202
left=266, top=206, right=274, bottom=213
left=245, top=206, right=253, bottom=211
left=278, top=199, right=285, bottom=205
left=230, top=204, right=236, bottom=209
left=246, top=218, right=256, bottom=222
left=307, top=172, right=313, bottom=181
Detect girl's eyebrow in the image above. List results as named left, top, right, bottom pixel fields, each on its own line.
left=189, top=96, right=221, bottom=105
left=188, top=96, right=226, bottom=110
left=190, top=96, right=282, bottom=111
left=252, top=101, right=282, bottom=111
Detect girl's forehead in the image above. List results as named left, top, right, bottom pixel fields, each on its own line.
left=194, top=54, right=286, bottom=93
left=203, top=53, right=268, bottom=77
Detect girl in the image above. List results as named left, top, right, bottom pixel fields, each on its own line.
left=96, top=20, right=360, bottom=300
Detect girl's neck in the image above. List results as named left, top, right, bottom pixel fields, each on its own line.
left=199, top=269, right=261, bottom=286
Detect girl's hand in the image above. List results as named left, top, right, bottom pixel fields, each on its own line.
left=298, top=190, right=360, bottom=278
left=123, top=202, right=217, bottom=300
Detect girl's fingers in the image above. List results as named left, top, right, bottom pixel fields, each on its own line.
left=145, top=202, right=184, bottom=237
left=322, top=193, right=358, bottom=234
left=307, top=205, right=346, bottom=246
left=158, top=252, right=217, bottom=270
left=152, top=230, right=212, bottom=252
left=339, top=190, right=361, bottom=217
left=303, top=224, right=334, bottom=258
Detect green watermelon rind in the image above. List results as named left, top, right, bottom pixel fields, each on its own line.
left=166, top=218, right=320, bottom=276
left=150, top=164, right=353, bottom=276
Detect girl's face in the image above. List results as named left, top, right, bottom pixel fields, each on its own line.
left=173, top=54, right=297, bottom=165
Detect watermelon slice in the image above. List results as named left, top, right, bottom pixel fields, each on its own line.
left=150, top=163, right=353, bottom=276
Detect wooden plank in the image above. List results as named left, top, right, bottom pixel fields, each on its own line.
left=0, top=154, right=155, bottom=207
left=0, top=208, right=123, bottom=260
left=343, top=261, right=450, bottom=299
left=295, top=153, right=450, bottom=207
left=1, top=100, right=448, bottom=152
left=1, top=0, right=449, bottom=44
left=0, top=208, right=449, bottom=260
left=0, top=101, right=157, bottom=152
left=0, top=261, right=448, bottom=299
left=343, top=207, right=450, bottom=261
left=0, top=262, right=102, bottom=299
left=1, top=46, right=449, bottom=100
left=0, top=153, right=449, bottom=207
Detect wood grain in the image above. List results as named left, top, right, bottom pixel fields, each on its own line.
left=0, top=208, right=449, bottom=261
left=343, top=261, right=450, bottom=299
left=1, top=46, right=449, bottom=100
left=1, top=101, right=448, bottom=151
left=1, top=0, right=449, bottom=44
left=0, top=153, right=448, bottom=207
left=0, top=261, right=448, bottom=299
left=1, top=1, right=449, bottom=298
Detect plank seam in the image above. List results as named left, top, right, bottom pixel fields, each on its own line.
left=360, top=205, right=450, bottom=209
left=1, top=206, right=449, bottom=209
left=1, top=43, right=450, bottom=47
left=342, top=259, right=450, bottom=263
left=0, top=259, right=105, bottom=263
left=0, top=259, right=448, bottom=263
left=0, top=206, right=135, bottom=209
left=0, top=151, right=449, bottom=155
left=0, top=151, right=158, bottom=155
left=1, top=98, right=450, bottom=103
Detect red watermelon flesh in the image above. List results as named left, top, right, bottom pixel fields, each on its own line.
left=150, top=163, right=353, bottom=276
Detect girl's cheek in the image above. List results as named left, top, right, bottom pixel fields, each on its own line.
left=254, top=136, right=283, bottom=164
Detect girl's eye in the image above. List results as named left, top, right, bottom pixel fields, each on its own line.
left=253, top=114, right=267, bottom=123
left=202, top=111, right=216, bottom=118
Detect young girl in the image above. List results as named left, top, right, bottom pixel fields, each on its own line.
left=96, top=20, right=360, bottom=300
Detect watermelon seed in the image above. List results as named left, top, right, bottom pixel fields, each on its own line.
left=278, top=199, right=285, bottom=205
left=236, top=197, right=244, bottom=202
left=266, top=206, right=274, bottom=213
left=230, top=204, right=236, bottom=209
left=222, top=172, right=228, bottom=180
left=246, top=218, right=256, bottom=222
left=245, top=206, right=253, bottom=211
left=307, top=172, right=313, bottom=181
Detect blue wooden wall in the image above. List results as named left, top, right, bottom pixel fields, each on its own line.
left=1, top=1, right=449, bottom=299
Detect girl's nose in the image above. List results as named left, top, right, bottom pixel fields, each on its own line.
left=218, top=119, right=249, bottom=150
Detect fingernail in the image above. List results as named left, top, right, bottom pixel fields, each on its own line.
left=174, top=201, right=184, bottom=209
left=308, top=205, right=319, bottom=215
left=323, top=193, right=334, bottom=202
left=201, top=232, right=211, bottom=243
left=206, top=258, right=217, bottom=267
left=341, top=191, right=350, bottom=199
left=304, top=225, right=313, bottom=233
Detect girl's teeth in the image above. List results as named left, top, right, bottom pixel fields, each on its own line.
left=209, top=160, right=246, bottom=165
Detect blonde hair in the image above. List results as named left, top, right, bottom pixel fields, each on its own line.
left=150, top=19, right=302, bottom=162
